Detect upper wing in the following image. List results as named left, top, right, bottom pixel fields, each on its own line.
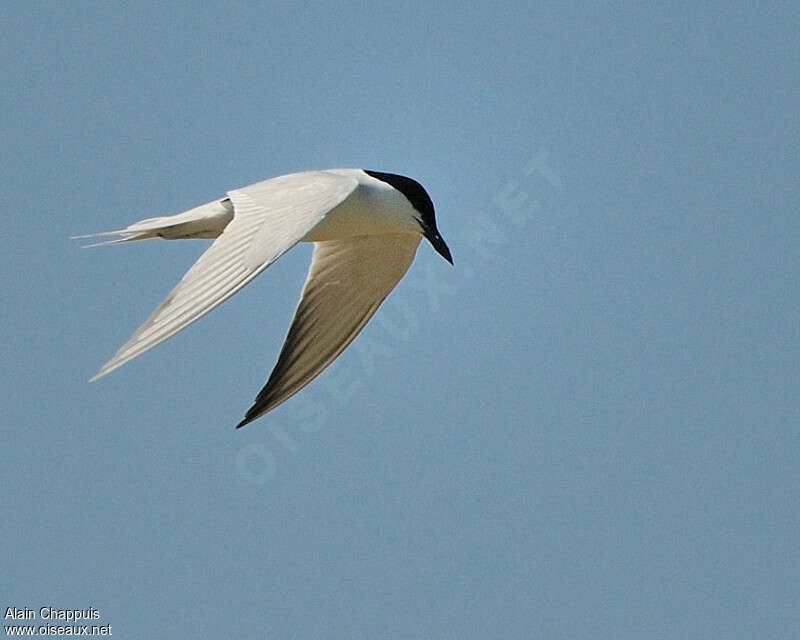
left=91, top=171, right=359, bottom=381
left=236, top=233, right=421, bottom=427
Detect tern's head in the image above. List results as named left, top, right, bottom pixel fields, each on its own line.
left=364, top=170, right=453, bottom=265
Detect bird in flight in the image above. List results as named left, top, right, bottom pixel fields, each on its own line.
left=75, top=169, right=452, bottom=428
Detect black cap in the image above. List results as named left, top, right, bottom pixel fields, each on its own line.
left=364, top=169, right=453, bottom=264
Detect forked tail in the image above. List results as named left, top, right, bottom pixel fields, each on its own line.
left=71, top=198, right=234, bottom=247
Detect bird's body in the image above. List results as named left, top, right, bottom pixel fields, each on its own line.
left=75, top=168, right=452, bottom=428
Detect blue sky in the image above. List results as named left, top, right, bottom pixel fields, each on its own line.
left=3, top=2, right=798, bottom=638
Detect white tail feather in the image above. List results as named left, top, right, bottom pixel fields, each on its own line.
left=71, top=198, right=234, bottom=248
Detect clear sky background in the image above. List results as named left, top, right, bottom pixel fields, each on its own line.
left=3, top=2, right=798, bottom=638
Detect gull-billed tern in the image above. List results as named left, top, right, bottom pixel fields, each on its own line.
left=75, top=168, right=453, bottom=428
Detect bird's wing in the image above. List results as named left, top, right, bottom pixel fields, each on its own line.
left=236, top=232, right=421, bottom=427
left=91, top=171, right=359, bottom=381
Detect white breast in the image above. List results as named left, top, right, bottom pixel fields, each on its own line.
left=302, top=172, right=422, bottom=242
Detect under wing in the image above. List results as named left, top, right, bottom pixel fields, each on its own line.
left=236, top=233, right=421, bottom=427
